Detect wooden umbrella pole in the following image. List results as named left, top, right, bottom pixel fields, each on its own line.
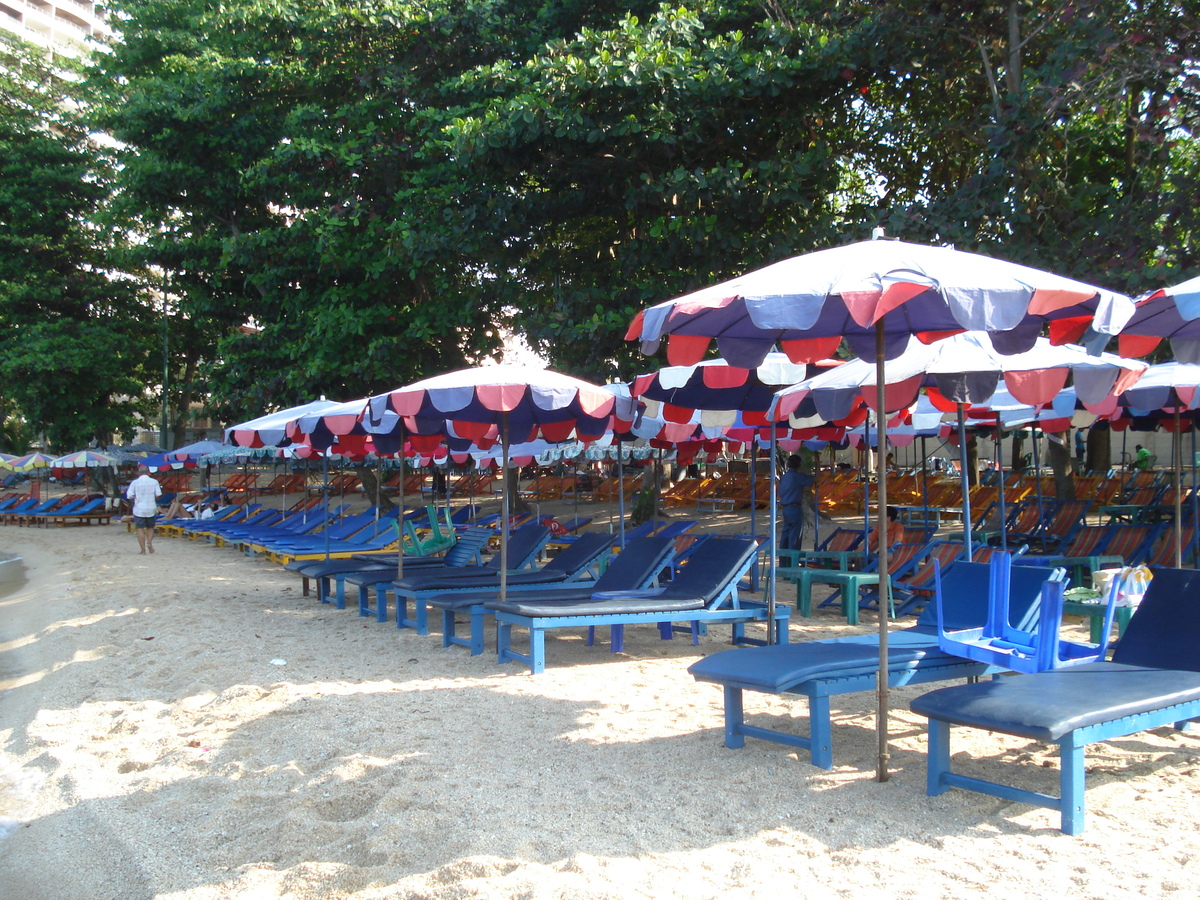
left=874, top=320, right=891, bottom=784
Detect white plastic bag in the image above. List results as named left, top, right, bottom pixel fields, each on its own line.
left=1113, top=565, right=1152, bottom=608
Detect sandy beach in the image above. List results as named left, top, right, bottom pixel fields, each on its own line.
left=1, top=498, right=1199, bottom=899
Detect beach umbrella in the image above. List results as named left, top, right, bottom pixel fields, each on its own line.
left=3, top=451, right=55, bottom=498
left=363, top=365, right=615, bottom=601
left=225, top=398, right=342, bottom=448
left=1118, top=273, right=1200, bottom=363
left=50, top=449, right=122, bottom=469
left=628, top=236, right=1136, bottom=782
left=1104, top=362, right=1200, bottom=567
left=630, top=352, right=835, bottom=598
left=4, top=451, right=55, bottom=471
left=776, top=332, right=1145, bottom=556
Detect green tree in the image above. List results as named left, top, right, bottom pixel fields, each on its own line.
left=0, top=38, right=154, bottom=451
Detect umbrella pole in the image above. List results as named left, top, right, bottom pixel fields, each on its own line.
left=996, top=426, right=1008, bottom=552
left=500, top=412, right=510, bottom=604
left=874, top=321, right=891, bottom=784
left=750, top=441, right=758, bottom=592
left=1175, top=409, right=1183, bottom=567
left=322, top=452, right=330, bottom=561
left=863, top=414, right=872, bottom=559
left=1032, top=427, right=1044, bottom=521
left=956, top=404, right=974, bottom=560
left=921, top=436, right=929, bottom=512
left=617, top=440, right=626, bottom=548
left=1192, top=425, right=1199, bottom=563
left=397, top=425, right=405, bottom=582
left=767, top=421, right=778, bottom=644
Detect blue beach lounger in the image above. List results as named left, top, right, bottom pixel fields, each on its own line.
left=288, top=527, right=492, bottom=604
left=341, top=523, right=549, bottom=620
left=911, top=566, right=1200, bottom=834
left=487, top=537, right=782, bottom=675
left=688, top=559, right=1059, bottom=769
left=424, top=533, right=672, bottom=656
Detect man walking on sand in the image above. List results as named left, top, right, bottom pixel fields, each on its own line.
left=126, top=466, right=162, bottom=554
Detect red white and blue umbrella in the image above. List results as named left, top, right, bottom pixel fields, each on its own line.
left=363, top=365, right=615, bottom=596
left=629, top=236, right=1136, bottom=782
left=225, top=398, right=343, bottom=448
left=1118, top=274, right=1200, bottom=363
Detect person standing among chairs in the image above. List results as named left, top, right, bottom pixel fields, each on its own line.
left=126, top=466, right=162, bottom=554
left=779, top=454, right=815, bottom=553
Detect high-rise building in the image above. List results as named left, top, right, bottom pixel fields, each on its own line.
left=0, top=0, right=109, bottom=58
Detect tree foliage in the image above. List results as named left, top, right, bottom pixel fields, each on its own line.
left=35, top=0, right=1200, bottom=434
left=0, top=38, right=154, bottom=451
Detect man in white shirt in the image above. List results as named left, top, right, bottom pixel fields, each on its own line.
left=125, top=467, right=162, bottom=554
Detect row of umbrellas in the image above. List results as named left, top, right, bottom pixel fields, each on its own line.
left=11, top=237, right=1200, bottom=784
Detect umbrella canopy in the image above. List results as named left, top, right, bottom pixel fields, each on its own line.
left=629, top=238, right=1134, bottom=368
left=363, top=365, right=616, bottom=597
left=772, top=332, right=1146, bottom=422
left=629, top=237, right=1136, bottom=784
left=141, top=440, right=228, bottom=471
left=50, top=449, right=122, bottom=469
left=2, top=451, right=56, bottom=472
left=1118, top=274, right=1200, bottom=363
left=225, top=399, right=342, bottom=447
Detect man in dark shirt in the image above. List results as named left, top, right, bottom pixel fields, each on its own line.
left=779, top=454, right=815, bottom=553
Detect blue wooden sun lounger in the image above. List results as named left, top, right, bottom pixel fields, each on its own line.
left=386, top=523, right=552, bottom=633
left=33, top=496, right=109, bottom=527
left=487, top=537, right=784, bottom=674
left=340, top=523, right=549, bottom=619
left=288, top=527, right=492, bottom=604
left=911, top=566, right=1200, bottom=834
left=423, top=534, right=677, bottom=657
left=687, top=559, right=1060, bottom=769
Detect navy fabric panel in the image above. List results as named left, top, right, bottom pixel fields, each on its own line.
left=689, top=631, right=942, bottom=692
left=589, top=536, right=675, bottom=592
left=1112, top=567, right=1200, bottom=672
left=910, top=662, right=1200, bottom=741
left=540, top=532, right=615, bottom=574
left=654, top=537, right=757, bottom=604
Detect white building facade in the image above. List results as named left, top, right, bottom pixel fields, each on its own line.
left=0, top=0, right=109, bottom=57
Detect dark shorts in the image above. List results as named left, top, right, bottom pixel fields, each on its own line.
left=133, top=515, right=157, bottom=529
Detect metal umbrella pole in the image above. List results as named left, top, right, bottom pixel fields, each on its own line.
left=616, top=439, right=626, bottom=548
left=396, top=424, right=406, bottom=582
left=995, top=424, right=1008, bottom=552
left=749, top=441, right=759, bottom=591
left=767, top=419, right=778, bottom=643
left=500, top=412, right=511, bottom=604
left=955, top=404, right=974, bottom=560
left=873, top=321, right=892, bottom=784
left=1174, top=407, right=1183, bottom=567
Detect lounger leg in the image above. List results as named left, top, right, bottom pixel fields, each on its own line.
left=796, top=571, right=814, bottom=617
left=441, top=610, right=456, bottom=648
left=318, top=576, right=331, bottom=605
left=844, top=578, right=860, bottom=626
left=809, top=694, right=833, bottom=770
left=927, top=719, right=952, bottom=796
left=1060, top=736, right=1087, bottom=835
left=723, top=686, right=746, bottom=749
left=469, top=610, right=485, bottom=656
left=496, top=621, right=512, bottom=663
left=529, top=627, right=546, bottom=674
left=611, top=624, right=624, bottom=654
left=302, top=576, right=310, bottom=597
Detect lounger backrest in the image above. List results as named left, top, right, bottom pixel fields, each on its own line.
left=919, top=559, right=1050, bottom=632
left=1112, top=567, right=1200, bottom=672
left=489, top=523, right=551, bottom=570
left=541, top=531, right=615, bottom=575
left=591, top=536, right=676, bottom=592
left=657, top=537, right=758, bottom=603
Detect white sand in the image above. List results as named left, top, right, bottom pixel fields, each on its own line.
left=1, top=503, right=1199, bottom=899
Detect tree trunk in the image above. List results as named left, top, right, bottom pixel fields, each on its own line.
left=1047, top=431, right=1076, bottom=500
left=1086, top=426, right=1112, bottom=476
left=355, top=465, right=394, bottom=511
left=505, top=467, right=531, bottom=514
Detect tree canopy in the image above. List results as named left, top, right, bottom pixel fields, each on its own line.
left=4, top=0, right=1198, bottom=441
